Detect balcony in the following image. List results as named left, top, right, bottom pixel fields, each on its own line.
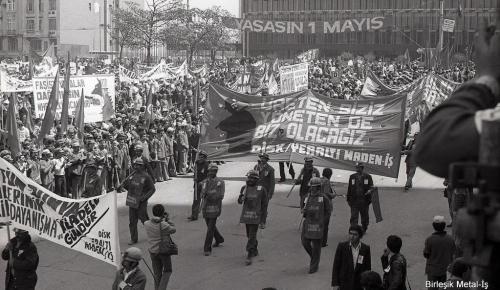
left=6, top=29, right=17, bottom=35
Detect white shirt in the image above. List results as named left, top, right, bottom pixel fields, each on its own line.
left=18, top=127, right=30, bottom=143
left=350, top=242, right=361, bottom=268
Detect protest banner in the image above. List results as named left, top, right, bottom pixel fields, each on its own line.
left=200, top=84, right=406, bottom=178
left=140, top=59, right=175, bottom=80
left=119, top=65, right=139, bottom=83
left=32, top=75, right=115, bottom=122
left=0, top=157, right=121, bottom=267
left=0, top=68, right=33, bottom=92
left=280, top=63, right=309, bottom=94
left=297, top=49, right=320, bottom=62
left=360, top=70, right=407, bottom=97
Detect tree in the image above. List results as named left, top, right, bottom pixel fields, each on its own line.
left=111, top=7, right=140, bottom=62
left=161, top=6, right=236, bottom=66
left=127, top=0, right=182, bottom=65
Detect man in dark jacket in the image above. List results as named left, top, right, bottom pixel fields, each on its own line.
left=332, top=224, right=371, bottom=290
left=423, top=216, right=455, bottom=289
left=201, top=165, right=225, bottom=256
left=253, top=153, right=275, bottom=229
left=347, top=163, right=374, bottom=233
left=112, top=247, right=147, bottom=290
left=381, top=235, right=407, bottom=290
left=401, top=134, right=417, bottom=191
left=320, top=168, right=336, bottom=247
left=2, top=228, right=39, bottom=290
left=123, top=158, right=156, bottom=245
left=188, top=151, right=210, bottom=221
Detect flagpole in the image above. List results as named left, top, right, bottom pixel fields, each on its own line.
left=439, top=0, right=444, bottom=51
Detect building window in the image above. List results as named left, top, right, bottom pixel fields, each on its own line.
left=8, top=38, right=18, bottom=51
left=6, top=0, right=15, bottom=11
left=49, top=0, right=57, bottom=10
left=30, top=39, right=42, bottom=51
left=0, top=38, right=3, bottom=51
left=27, top=19, right=35, bottom=32
left=27, top=0, right=34, bottom=12
left=7, top=17, right=16, bottom=31
left=39, top=0, right=44, bottom=12
left=39, top=19, right=43, bottom=32
left=49, top=19, right=57, bottom=30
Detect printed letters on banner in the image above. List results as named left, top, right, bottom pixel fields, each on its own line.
left=0, top=158, right=120, bottom=266
left=279, top=63, right=309, bottom=94
left=200, top=84, right=407, bottom=178
left=32, top=75, right=116, bottom=123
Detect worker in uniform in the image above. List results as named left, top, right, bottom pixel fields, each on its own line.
left=122, top=158, right=156, bottom=245
left=253, top=153, right=275, bottom=229
left=188, top=151, right=210, bottom=221
left=201, top=165, right=225, bottom=256
left=347, top=162, right=374, bottom=234
left=238, top=170, right=269, bottom=265
left=132, top=143, right=156, bottom=183
left=296, top=156, right=320, bottom=210
left=319, top=168, right=336, bottom=247
left=301, top=177, right=332, bottom=274
left=67, top=141, right=85, bottom=198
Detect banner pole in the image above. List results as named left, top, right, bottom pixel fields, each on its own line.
left=113, top=190, right=121, bottom=270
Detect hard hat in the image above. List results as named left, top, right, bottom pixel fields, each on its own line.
left=246, top=170, right=259, bottom=179
left=198, top=150, right=208, bottom=157
left=258, top=153, right=269, bottom=160
left=309, top=177, right=322, bottom=187
left=134, top=144, right=144, bottom=151
left=123, top=247, right=143, bottom=262
left=304, top=156, right=314, bottom=162
left=208, top=164, right=218, bottom=171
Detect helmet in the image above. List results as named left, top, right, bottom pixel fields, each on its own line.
left=258, top=153, right=269, bottom=160
left=309, top=177, right=322, bottom=187
left=198, top=150, right=208, bottom=157
left=134, top=144, right=144, bottom=151
left=246, top=170, right=259, bottom=179
left=208, top=164, right=218, bottom=171
left=123, top=247, right=143, bottom=262
left=304, top=156, right=314, bottom=162
left=355, top=162, right=364, bottom=168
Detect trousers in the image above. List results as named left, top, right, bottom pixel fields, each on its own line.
left=54, top=175, right=67, bottom=197
left=301, top=236, right=322, bottom=271
left=322, top=212, right=331, bottom=246
left=350, top=204, right=369, bottom=231
left=129, top=201, right=149, bottom=243
left=190, top=182, right=202, bottom=218
left=204, top=218, right=224, bottom=252
left=245, top=224, right=259, bottom=257
left=150, top=252, right=172, bottom=290
left=279, top=162, right=295, bottom=180
left=405, top=165, right=417, bottom=188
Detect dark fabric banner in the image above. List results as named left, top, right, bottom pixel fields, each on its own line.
left=200, top=84, right=407, bottom=178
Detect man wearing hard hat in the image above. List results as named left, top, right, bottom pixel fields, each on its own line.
left=112, top=247, right=147, bottom=290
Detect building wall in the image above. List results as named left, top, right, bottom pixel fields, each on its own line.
left=241, top=0, right=499, bottom=58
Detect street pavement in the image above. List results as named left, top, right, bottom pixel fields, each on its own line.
left=0, top=162, right=447, bottom=290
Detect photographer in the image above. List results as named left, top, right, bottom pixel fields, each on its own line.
left=144, top=204, right=176, bottom=290
left=415, top=19, right=500, bottom=177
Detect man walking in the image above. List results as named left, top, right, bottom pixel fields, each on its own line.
left=253, top=153, right=275, bottom=228
left=301, top=177, right=331, bottom=274
left=296, top=156, right=320, bottom=210
left=423, top=216, right=455, bottom=289
left=401, top=134, right=417, bottom=191
left=238, top=170, right=268, bottom=265
left=201, top=165, right=225, bottom=256
left=123, top=158, right=156, bottom=245
left=278, top=161, right=295, bottom=182
left=332, top=224, right=371, bottom=290
left=188, top=151, right=209, bottom=221
left=347, top=163, right=373, bottom=234
left=319, top=168, right=336, bottom=247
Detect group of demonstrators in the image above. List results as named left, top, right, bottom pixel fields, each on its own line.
left=0, top=48, right=479, bottom=290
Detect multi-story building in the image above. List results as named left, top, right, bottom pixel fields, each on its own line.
left=0, top=0, right=144, bottom=59
left=240, top=0, right=499, bottom=58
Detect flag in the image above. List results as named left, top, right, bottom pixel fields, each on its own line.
left=42, top=44, right=55, bottom=58
left=60, top=52, right=71, bottom=133
left=74, top=88, right=85, bottom=142
left=37, top=71, right=60, bottom=144
left=5, top=93, right=21, bottom=156
left=268, top=73, right=279, bottom=95
left=22, top=97, right=34, bottom=134
left=404, top=49, right=410, bottom=63
left=144, top=85, right=153, bottom=128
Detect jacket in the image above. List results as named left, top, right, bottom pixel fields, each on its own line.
left=39, top=159, right=54, bottom=186
left=2, top=237, right=39, bottom=290
left=201, top=177, right=225, bottom=218
left=253, top=163, right=275, bottom=198
left=347, top=172, right=373, bottom=206
left=297, top=166, right=320, bottom=195
left=112, top=267, right=147, bottom=290
left=144, top=217, right=176, bottom=254
left=415, top=83, right=498, bottom=177
left=123, top=171, right=155, bottom=209
left=238, top=184, right=268, bottom=224
left=381, top=253, right=407, bottom=290
left=332, top=241, right=371, bottom=290
left=423, top=231, right=455, bottom=276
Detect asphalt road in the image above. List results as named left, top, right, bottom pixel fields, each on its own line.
left=0, top=162, right=447, bottom=290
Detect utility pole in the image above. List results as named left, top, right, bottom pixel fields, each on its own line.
left=104, top=0, right=108, bottom=53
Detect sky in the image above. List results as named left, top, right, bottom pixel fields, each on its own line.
left=187, top=0, right=239, bottom=16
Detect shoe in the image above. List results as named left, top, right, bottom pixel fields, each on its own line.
left=322, top=243, right=328, bottom=248
left=213, top=241, right=223, bottom=247
left=245, top=257, right=252, bottom=265
left=308, top=268, right=318, bottom=274
left=204, top=251, right=211, bottom=256
left=260, top=223, right=266, bottom=229
left=128, top=240, right=137, bottom=245
left=447, top=223, right=453, bottom=228
left=404, top=186, right=409, bottom=191
left=278, top=179, right=286, bottom=183
left=187, top=216, right=198, bottom=221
